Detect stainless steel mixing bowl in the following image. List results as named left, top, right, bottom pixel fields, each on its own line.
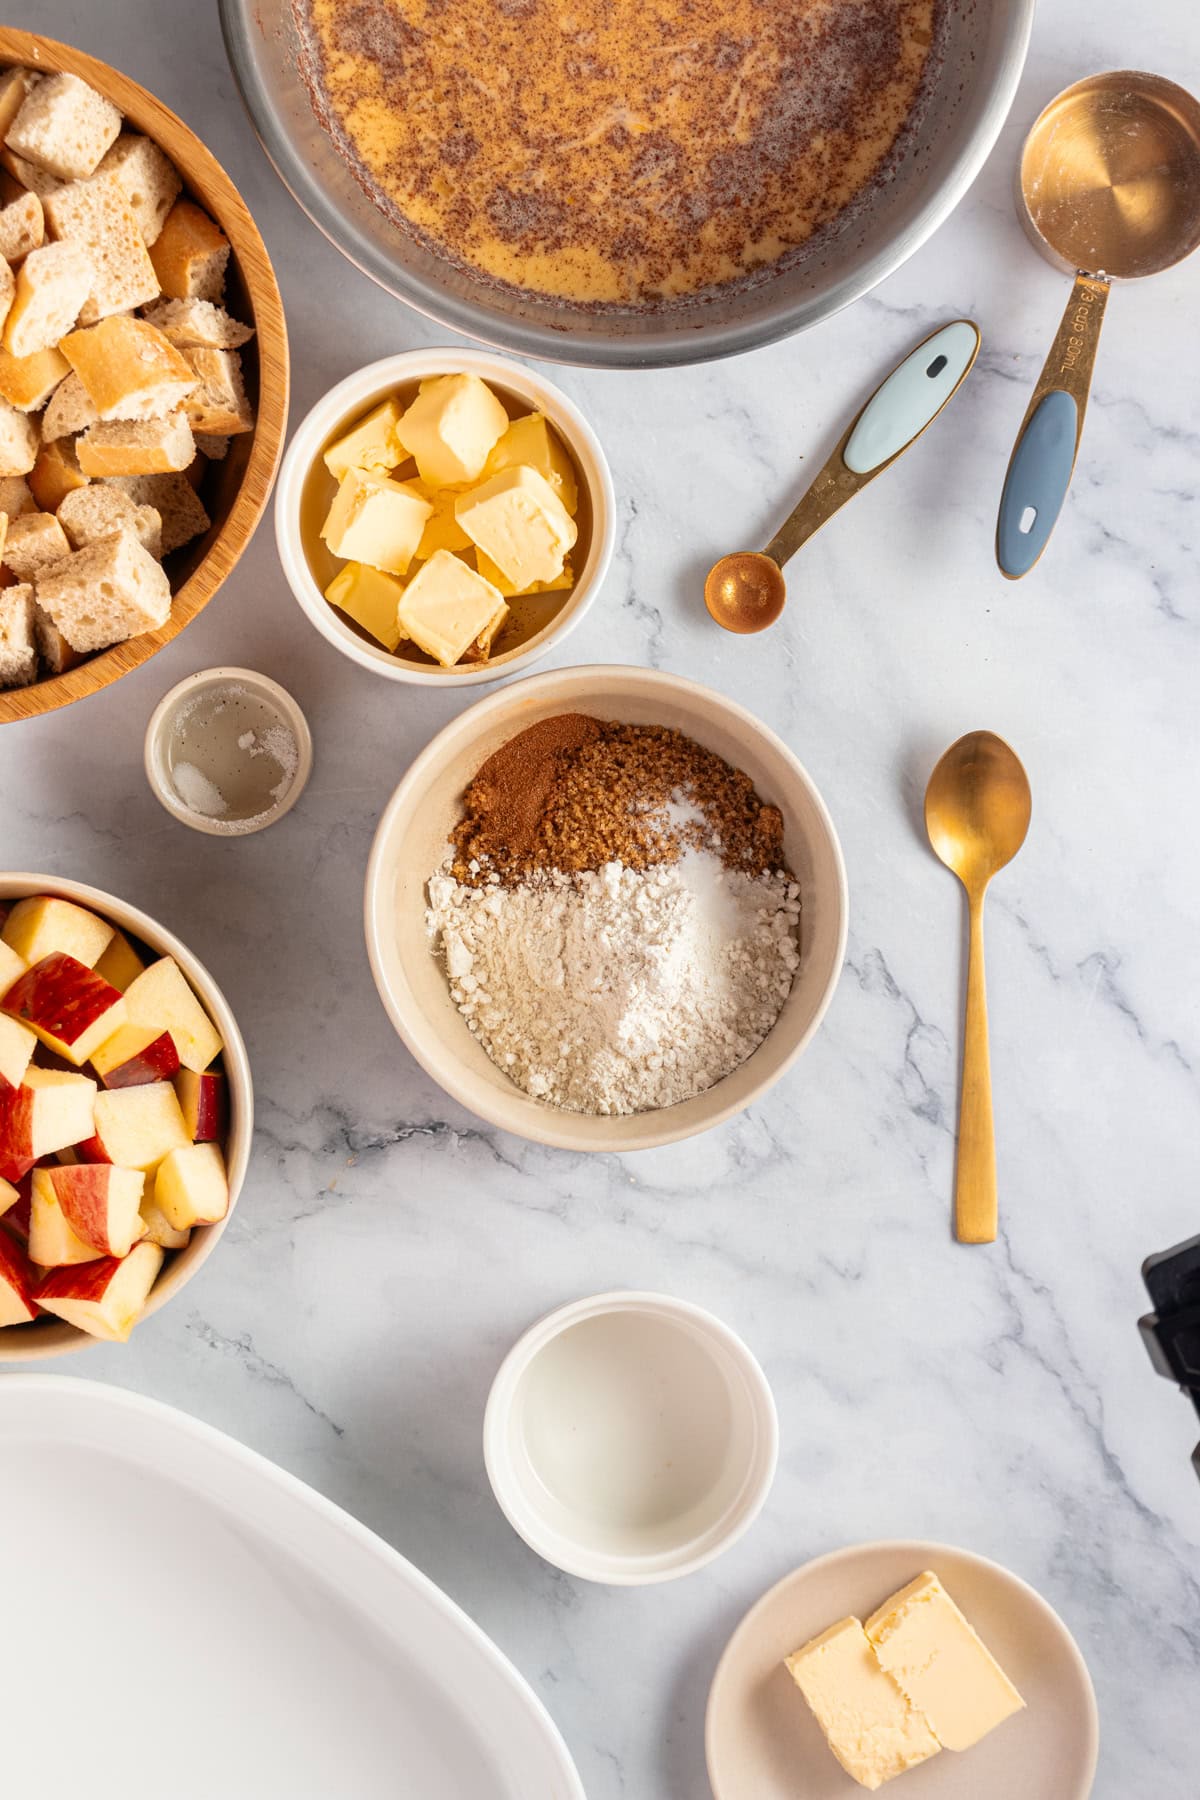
left=219, top=0, right=1033, bottom=369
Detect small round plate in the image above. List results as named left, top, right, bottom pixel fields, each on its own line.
left=706, top=1540, right=1098, bottom=1800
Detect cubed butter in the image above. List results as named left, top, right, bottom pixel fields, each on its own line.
left=410, top=478, right=472, bottom=559
left=324, top=560, right=406, bottom=652
left=865, top=1573, right=1024, bottom=1753
left=320, top=467, right=432, bottom=575
left=473, top=548, right=573, bottom=599
left=455, top=464, right=577, bottom=590
left=483, top=411, right=578, bottom=513
left=394, top=373, right=509, bottom=486
left=396, top=547, right=507, bottom=668
left=322, top=396, right=410, bottom=481
left=785, top=1617, right=941, bottom=1791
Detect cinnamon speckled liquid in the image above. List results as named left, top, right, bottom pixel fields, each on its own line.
left=296, top=0, right=940, bottom=306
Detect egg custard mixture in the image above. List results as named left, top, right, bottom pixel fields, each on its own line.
left=296, top=0, right=943, bottom=307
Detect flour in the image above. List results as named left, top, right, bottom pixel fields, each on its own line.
left=427, top=850, right=801, bottom=1115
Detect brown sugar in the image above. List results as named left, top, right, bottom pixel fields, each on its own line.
left=450, top=714, right=787, bottom=884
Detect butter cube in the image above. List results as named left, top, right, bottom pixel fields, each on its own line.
left=324, top=560, right=406, bottom=652
left=785, top=1617, right=941, bottom=1791
left=394, top=373, right=509, bottom=486
left=410, top=478, right=472, bottom=559
left=474, top=548, right=573, bottom=599
left=483, top=412, right=578, bottom=514
left=455, top=464, right=577, bottom=590
left=396, top=547, right=507, bottom=667
left=865, top=1573, right=1024, bottom=1753
left=322, top=396, right=409, bottom=481
left=320, top=467, right=432, bottom=574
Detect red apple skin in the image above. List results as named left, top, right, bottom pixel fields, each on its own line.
left=176, top=1069, right=227, bottom=1143
left=2, top=955, right=122, bottom=1053
left=0, top=1086, right=35, bottom=1184
left=3, top=1173, right=32, bottom=1241
left=35, top=1255, right=122, bottom=1304
left=0, top=1228, right=37, bottom=1322
left=75, top=1133, right=111, bottom=1165
left=99, top=1031, right=180, bottom=1090
left=47, top=1166, right=119, bottom=1256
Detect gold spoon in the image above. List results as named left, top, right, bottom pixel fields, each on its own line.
left=705, top=320, right=980, bottom=633
left=924, top=732, right=1032, bottom=1244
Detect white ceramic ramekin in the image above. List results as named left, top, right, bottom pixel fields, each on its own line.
left=143, top=666, right=313, bottom=836
left=484, top=1292, right=779, bottom=1585
left=274, top=349, right=615, bottom=687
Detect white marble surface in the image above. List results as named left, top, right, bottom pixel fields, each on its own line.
left=7, top=3, right=1200, bottom=1795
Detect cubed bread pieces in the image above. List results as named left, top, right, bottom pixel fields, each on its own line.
left=106, top=472, right=209, bottom=554
left=93, top=134, right=181, bottom=245
left=192, top=432, right=228, bottom=461
left=57, top=483, right=162, bottom=558
left=0, top=400, right=38, bottom=476
left=0, top=69, right=37, bottom=143
left=0, top=147, right=62, bottom=199
left=33, top=600, right=83, bottom=675
left=77, top=411, right=195, bottom=477
left=35, top=530, right=170, bottom=652
left=40, top=370, right=97, bottom=441
left=0, top=579, right=35, bottom=687
left=2, top=510, right=70, bottom=582
left=0, top=258, right=12, bottom=337
left=142, top=298, right=253, bottom=350
left=0, top=474, right=34, bottom=517
left=45, top=174, right=160, bottom=323
left=60, top=315, right=196, bottom=421
left=0, top=188, right=41, bottom=260
left=0, top=342, right=69, bottom=411
left=28, top=436, right=88, bottom=511
left=5, top=73, right=121, bottom=181
left=181, top=347, right=253, bottom=435
left=149, top=199, right=229, bottom=303
left=3, top=240, right=93, bottom=356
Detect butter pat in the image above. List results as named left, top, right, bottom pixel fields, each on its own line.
left=474, top=548, right=573, bottom=599
left=394, top=373, right=509, bottom=486
left=320, top=467, right=432, bottom=574
left=455, top=464, right=577, bottom=589
left=410, top=478, right=472, bottom=559
left=865, top=1572, right=1024, bottom=1752
left=396, top=548, right=507, bottom=667
left=324, top=561, right=406, bottom=651
left=483, top=412, right=578, bottom=513
left=322, top=396, right=409, bottom=481
left=785, top=1617, right=941, bottom=1791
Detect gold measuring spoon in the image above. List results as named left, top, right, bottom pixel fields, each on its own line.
left=925, top=732, right=1031, bottom=1245
left=997, top=71, right=1200, bottom=576
left=705, top=320, right=980, bottom=633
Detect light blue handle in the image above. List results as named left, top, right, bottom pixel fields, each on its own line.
left=996, top=389, right=1079, bottom=578
left=843, top=320, right=980, bottom=475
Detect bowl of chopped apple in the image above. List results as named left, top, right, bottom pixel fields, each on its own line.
left=275, top=350, right=615, bottom=686
left=0, top=875, right=251, bottom=1357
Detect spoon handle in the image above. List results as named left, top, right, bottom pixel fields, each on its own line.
left=956, top=889, right=998, bottom=1244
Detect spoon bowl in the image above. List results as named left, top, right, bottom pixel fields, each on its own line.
left=704, top=552, right=787, bottom=633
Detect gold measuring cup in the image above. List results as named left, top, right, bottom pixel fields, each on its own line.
left=996, top=71, right=1200, bottom=577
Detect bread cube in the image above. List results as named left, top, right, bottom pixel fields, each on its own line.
left=324, top=561, right=406, bottom=652
left=0, top=581, right=35, bottom=687
left=322, top=397, right=407, bottom=482
left=0, top=474, right=34, bottom=517
left=0, top=257, right=11, bottom=337
left=107, top=472, right=208, bottom=553
left=320, top=467, right=431, bottom=574
left=60, top=315, right=197, bottom=421
left=5, top=73, right=121, bottom=180
left=93, top=133, right=181, bottom=244
left=33, top=600, right=83, bottom=675
left=181, top=346, right=253, bottom=435
left=3, top=240, right=92, bottom=356
left=3, top=510, right=70, bottom=582
left=148, top=199, right=229, bottom=302
left=0, top=68, right=36, bottom=143
left=142, top=297, right=253, bottom=350
left=58, top=483, right=162, bottom=558
left=28, top=436, right=88, bottom=512
left=77, top=411, right=195, bottom=478
left=454, top=464, right=577, bottom=589
left=35, top=530, right=171, bottom=652
left=396, top=549, right=507, bottom=668
left=192, top=432, right=228, bottom=461
left=46, top=175, right=160, bottom=323
left=0, top=342, right=68, bottom=412
left=394, top=373, right=509, bottom=486
left=0, top=188, right=42, bottom=261
left=0, top=147, right=62, bottom=200
left=0, top=400, right=37, bottom=476
left=40, top=370, right=97, bottom=441
left=483, top=412, right=578, bottom=513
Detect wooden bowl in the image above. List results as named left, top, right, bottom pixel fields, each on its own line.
left=0, top=29, right=289, bottom=724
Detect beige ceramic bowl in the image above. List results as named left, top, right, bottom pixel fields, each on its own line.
left=364, top=665, right=848, bottom=1152
left=0, top=875, right=253, bottom=1360
left=275, top=349, right=615, bottom=687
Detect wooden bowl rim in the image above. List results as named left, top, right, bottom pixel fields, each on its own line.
left=0, top=27, right=290, bottom=725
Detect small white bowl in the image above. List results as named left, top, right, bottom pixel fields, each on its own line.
left=275, top=350, right=615, bottom=687
left=144, top=666, right=313, bottom=836
left=484, top=1292, right=778, bottom=1585
left=364, top=664, right=848, bottom=1152
left=0, top=873, right=253, bottom=1361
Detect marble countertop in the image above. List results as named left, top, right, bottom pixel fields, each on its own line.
left=7, top=2, right=1200, bottom=1795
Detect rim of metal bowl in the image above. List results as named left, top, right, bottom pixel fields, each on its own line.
left=218, top=0, right=1035, bottom=370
